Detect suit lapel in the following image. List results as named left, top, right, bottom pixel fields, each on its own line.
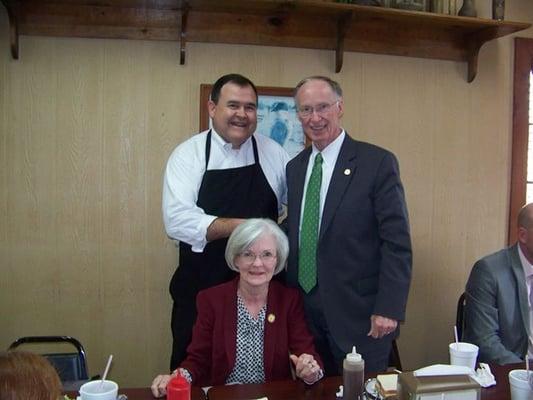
left=263, top=282, right=278, bottom=381
left=510, top=245, right=530, bottom=335
left=224, top=279, right=238, bottom=370
left=291, top=148, right=312, bottom=233
left=319, top=135, right=357, bottom=240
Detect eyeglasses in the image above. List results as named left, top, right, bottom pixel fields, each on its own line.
left=297, top=101, right=339, bottom=118
left=239, top=250, right=277, bottom=264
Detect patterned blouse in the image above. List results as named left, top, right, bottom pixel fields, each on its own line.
left=225, top=295, right=267, bottom=384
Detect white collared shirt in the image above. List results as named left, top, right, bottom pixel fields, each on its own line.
left=517, top=244, right=533, bottom=358
left=299, top=130, right=346, bottom=232
left=162, top=129, right=290, bottom=252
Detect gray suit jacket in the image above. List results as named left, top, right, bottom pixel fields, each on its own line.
left=285, top=134, right=412, bottom=353
left=463, top=244, right=529, bottom=364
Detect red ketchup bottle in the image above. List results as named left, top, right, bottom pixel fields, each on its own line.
left=166, top=373, right=191, bottom=400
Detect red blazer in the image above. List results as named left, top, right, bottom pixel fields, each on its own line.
left=180, top=277, right=323, bottom=386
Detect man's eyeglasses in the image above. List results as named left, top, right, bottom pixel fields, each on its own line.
left=239, top=250, right=277, bottom=264
left=297, top=101, right=339, bottom=118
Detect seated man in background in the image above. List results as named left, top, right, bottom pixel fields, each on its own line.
left=151, top=219, right=322, bottom=397
left=0, top=350, right=62, bottom=400
left=463, top=203, right=533, bottom=364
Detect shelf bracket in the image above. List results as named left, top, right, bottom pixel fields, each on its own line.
left=465, top=27, right=498, bottom=83
left=466, top=46, right=480, bottom=83
left=180, top=2, right=190, bottom=65
left=1, top=0, right=19, bottom=60
left=335, top=11, right=352, bottom=73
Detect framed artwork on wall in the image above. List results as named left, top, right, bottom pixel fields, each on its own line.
left=200, top=84, right=307, bottom=158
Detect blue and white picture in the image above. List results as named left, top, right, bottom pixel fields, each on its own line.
left=256, top=95, right=305, bottom=158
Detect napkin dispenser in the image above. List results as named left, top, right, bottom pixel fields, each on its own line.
left=398, top=372, right=481, bottom=400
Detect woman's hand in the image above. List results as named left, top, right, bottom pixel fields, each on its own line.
left=150, top=372, right=175, bottom=398
left=289, top=353, right=322, bottom=384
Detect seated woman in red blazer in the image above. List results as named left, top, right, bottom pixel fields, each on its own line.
left=151, top=218, right=323, bottom=396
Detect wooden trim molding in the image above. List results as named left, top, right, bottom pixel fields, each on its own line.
left=509, top=37, right=533, bottom=244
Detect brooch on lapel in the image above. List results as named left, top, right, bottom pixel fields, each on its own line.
left=344, top=168, right=351, bottom=176
left=267, top=313, right=276, bottom=323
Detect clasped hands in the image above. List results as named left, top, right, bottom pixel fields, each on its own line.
left=289, top=353, right=322, bottom=385
left=368, top=314, right=398, bottom=339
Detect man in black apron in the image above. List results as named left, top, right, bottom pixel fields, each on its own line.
left=162, top=74, right=288, bottom=370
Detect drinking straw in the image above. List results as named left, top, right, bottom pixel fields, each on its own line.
left=99, top=355, right=113, bottom=389
left=527, top=355, right=533, bottom=390
left=453, top=326, right=459, bottom=344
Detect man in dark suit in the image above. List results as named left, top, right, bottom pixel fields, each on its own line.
left=463, top=203, right=532, bottom=364
left=285, top=76, right=412, bottom=374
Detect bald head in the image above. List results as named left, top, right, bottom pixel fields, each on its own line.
left=517, top=203, right=533, bottom=263
left=517, top=203, right=533, bottom=229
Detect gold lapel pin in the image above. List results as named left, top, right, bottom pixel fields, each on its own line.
left=344, top=168, right=351, bottom=176
left=267, top=313, right=276, bottom=323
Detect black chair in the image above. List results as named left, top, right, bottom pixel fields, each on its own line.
left=8, top=336, right=89, bottom=382
left=388, top=339, right=402, bottom=371
left=456, top=292, right=466, bottom=341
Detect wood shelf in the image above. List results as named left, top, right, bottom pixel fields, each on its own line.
left=1, top=0, right=531, bottom=82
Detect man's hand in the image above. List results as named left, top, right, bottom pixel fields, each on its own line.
left=206, top=218, right=245, bottom=242
left=367, top=314, right=398, bottom=339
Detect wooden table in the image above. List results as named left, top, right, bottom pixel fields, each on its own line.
left=207, top=362, right=522, bottom=400
left=65, top=386, right=206, bottom=400
left=65, top=363, right=522, bottom=399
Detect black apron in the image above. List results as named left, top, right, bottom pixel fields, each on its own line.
left=169, top=130, right=278, bottom=369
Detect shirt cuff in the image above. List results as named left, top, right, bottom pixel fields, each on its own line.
left=190, top=215, right=218, bottom=252
left=173, top=368, right=193, bottom=384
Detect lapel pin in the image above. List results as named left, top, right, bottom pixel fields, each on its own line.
left=267, top=313, right=276, bottom=323
left=344, top=169, right=351, bottom=176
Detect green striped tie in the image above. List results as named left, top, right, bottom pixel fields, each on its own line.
left=299, top=153, right=323, bottom=293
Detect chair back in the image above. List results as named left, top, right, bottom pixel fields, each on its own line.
left=456, top=292, right=466, bottom=341
left=8, top=336, right=89, bottom=382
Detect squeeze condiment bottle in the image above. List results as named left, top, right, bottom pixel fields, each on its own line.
left=167, top=373, right=191, bottom=400
left=343, top=346, right=365, bottom=400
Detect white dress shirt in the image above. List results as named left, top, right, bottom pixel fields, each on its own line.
left=299, top=131, right=346, bottom=233
left=162, top=129, right=290, bottom=252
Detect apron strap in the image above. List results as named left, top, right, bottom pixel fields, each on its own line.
left=251, top=135, right=259, bottom=164
left=205, top=129, right=212, bottom=169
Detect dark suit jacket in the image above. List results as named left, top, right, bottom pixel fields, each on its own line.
left=463, top=244, right=529, bottom=364
left=180, top=277, right=323, bottom=386
left=286, top=134, right=412, bottom=354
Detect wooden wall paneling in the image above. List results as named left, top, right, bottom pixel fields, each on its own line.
left=465, top=40, right=509, bottom=258
left=143, top=42, right=192, bottom=377
left=53, top=37, right=106, bottom=370
left=426, top=66, right=469, bottom=362
left=6, top=36, right=62, bottom=336
left=99, top=39, right=151, bottom=385
left=387, top=57, right=438, bottom=368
